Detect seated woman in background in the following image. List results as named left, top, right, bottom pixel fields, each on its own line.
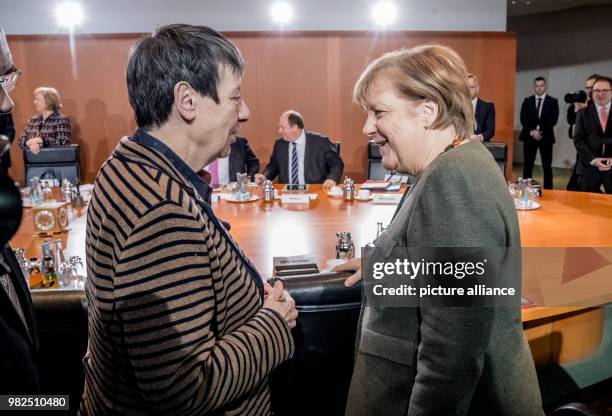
left=18, top=86, right=71, bottom=154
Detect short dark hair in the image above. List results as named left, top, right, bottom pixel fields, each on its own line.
left=534, top=76, right=546, bottom=83
left=593, top=75, right=612, bottom=87
left=286, top=111, right=304, bottom=129
left=587, top=73, right=602, bottom=82
left=126, top=24, right=244, bottom=129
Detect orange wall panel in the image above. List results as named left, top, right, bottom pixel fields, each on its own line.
left=7, top=32, right=516, bottom=184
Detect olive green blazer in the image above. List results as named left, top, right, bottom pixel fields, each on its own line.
left=346, top=142, right=543, bottom=416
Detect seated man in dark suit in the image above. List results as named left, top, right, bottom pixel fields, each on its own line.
left=519, top=76, right=559, bottom=189
left=467, top=73, right=495, bottom=142
left=0, top=25, right=40, bottom=395
left=256, top=110, right=343, bottom=190
left=573, top=75, right=612, bottom=194
left=203, top=136, right=259, bottom=187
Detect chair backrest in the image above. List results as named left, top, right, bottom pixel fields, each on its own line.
left=24, top=144, right=80, bottom=184
left=271, top=271, right=361, bottom=416
left=483, top=142, right=507, bottom=176
left=368, top=159, right=389, bottom=180
left=30, top=271, right=363, bottom=416
left=367, top=141, right=391, bottom=180
left=31, top=289, right=88, bottom=415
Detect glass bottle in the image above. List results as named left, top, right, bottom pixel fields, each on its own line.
left=28, top=258, right=42, bottom=288
left=42, top=256, right=59, bottom=288
left=54, top=240, right=65, bottom=275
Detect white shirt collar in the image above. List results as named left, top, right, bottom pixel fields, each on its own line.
left=535, top=93, right=547, bottom=100
left=472, top=97, right=478, bottom=108
left=294, top=129, right=306, bottom=145
left=596, top=101, right=611, bottom=113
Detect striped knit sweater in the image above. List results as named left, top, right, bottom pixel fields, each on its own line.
left=79, top=136, right=294, bottom=415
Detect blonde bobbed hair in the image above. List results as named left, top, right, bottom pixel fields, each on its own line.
left=34, top=87, right=62, bottom=112
left=353, top=44, right=475, bottom=139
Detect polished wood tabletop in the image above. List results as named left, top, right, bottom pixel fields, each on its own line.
left=12, top=185, right=612, bottom=364
left=11, top=186, right=612, bottom=311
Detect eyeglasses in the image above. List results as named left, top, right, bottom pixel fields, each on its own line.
left=0, top=69, right=21, bottom=93
left=592, top=89, right=612, bottom=94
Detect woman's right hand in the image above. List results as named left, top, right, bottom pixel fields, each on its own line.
left=263, top=279, right=298, bottom=328
left=26, top=137, right=43, bottom=154
left=333, top=257, right=362, bottom=287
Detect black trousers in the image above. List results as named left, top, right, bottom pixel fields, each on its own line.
left=566, top=158, right=579, bottom=191
left=523, top=139, right=554, bottom=189
left=577, top=171, right=612, bottom=194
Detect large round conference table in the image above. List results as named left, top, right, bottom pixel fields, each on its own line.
left=11, top=185, right=612, bottom=365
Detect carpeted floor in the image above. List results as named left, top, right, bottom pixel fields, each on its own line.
left=512, top=164, right=573, bottom=191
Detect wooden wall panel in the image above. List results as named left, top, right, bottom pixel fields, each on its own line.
left=6, top=31, right=516, bottom=184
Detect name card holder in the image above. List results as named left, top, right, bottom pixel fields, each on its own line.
left=281, top=194, right=311, bottom=204
left=373, top=194, right=403, bottom=205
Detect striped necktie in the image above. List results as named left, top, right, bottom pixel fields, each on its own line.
left=291, top=142, right=299, bottom=184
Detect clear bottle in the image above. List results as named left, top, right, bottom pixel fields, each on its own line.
left=60, top=179, right=72, bottom=203
left=54, top=240, right=66, bottom=278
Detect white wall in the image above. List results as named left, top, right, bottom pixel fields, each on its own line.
left=0, top=0, right=506, bottom=34
left=509, top=6, right=612, bottom=168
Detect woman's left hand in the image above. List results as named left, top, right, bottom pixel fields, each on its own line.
left=333, top=258, right=362, bottom=287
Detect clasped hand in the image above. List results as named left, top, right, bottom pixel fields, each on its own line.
left=26, top=137, right=43, bottom=154
left=263, top=279, right=298, bottom=328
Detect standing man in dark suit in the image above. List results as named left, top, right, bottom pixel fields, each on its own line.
left=0, top=24, right=40, bottom=395
left=573, top=75, right=612, bottom=194
left=519, top=76, right=559, bottom=189
left=566, top=74, right=598, bottom=191
left=256, top=110, right=343, bottom=190
left=467, top=73, right=495, bottom=142
left=0, top=112, right=15, bottom=173
left=203, top=136, right=259, bottom=187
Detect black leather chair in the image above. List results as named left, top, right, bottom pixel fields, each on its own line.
left=271, top=271, right=361, bottom=416
left=31, top=289, right=88, bottom=415
left=367, top=140, right=388, bottom=180
left=30, top=272, right=362, bottom=416
left=483, top=142, right=507, bottom=176
left=24, top=144, right=80, bottom=184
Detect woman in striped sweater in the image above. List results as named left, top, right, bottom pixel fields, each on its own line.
left=80, top=24, right=297, bottom=416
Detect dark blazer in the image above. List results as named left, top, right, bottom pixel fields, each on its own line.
left=263, top=131, right=343, bottom=184
left=346, top=143, right=543, bottom=416
left=0, top=245, right=39, bottom=394
left=519, top=95, right=559, bottom=143
left=573, top=104, right=612, bottom=175
left=474, top=98, right=495, bottom=142
left=228, top=137, right=260, bottom=181
left=567, top=100, right=593, bottom=138
left=0, top=113, right=15, bottom=169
